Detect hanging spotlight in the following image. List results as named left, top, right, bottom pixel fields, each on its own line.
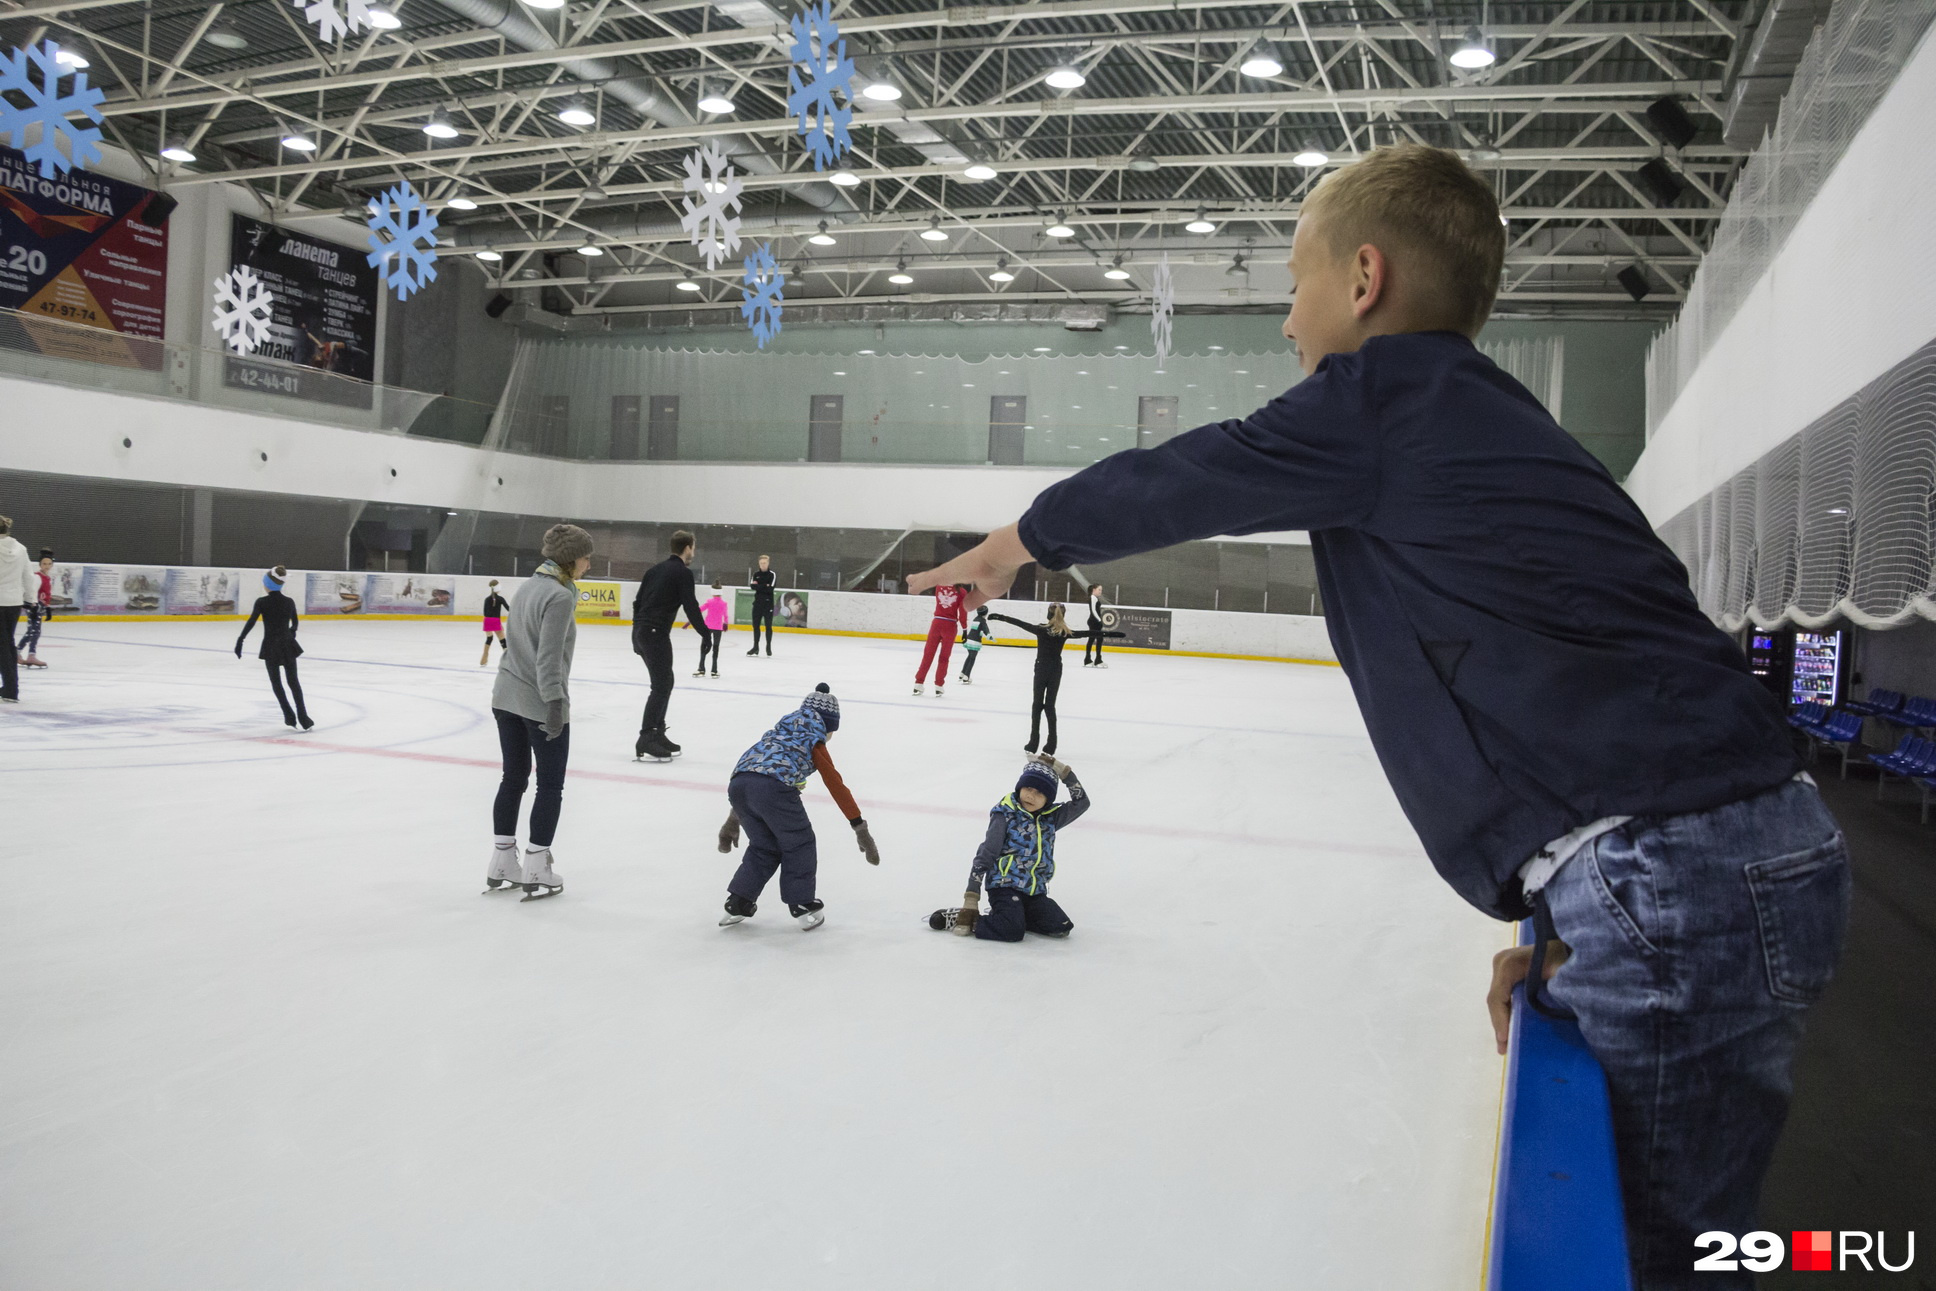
left=962, top=163, right=998, bottom=181
left=861, top=78, right=902, bottom=102
left=446, top=192, right=480, bottom=211
left=888, top=258, right=914, bottom=285
left=280, top=128, right=317, bottom=152
left=476, top=246, right=503, bottom=262
left=1468, top=141, right=1503, bottom=162
left=52, top=45, right=89, bottom=69
left=989, top=257, right=1016, bottom=283
left=1239, top=40, right=1283, bottom=78
left=675, top=278, right=702, bottom=292
left=159, top=136, right=197, bottom=163
left=919, top=217, right=949, bottom=242
left=557, top=97, right=596, bottom=127
left=582, top=179, right=608, bottom=200
left=1045, top=213, right=1076, bottom=238
left=1226, top=253, right=1249, bottom=276
left=1185, top=207, right=1216, bottom=234
left=697, top=83, right=737, bottom=114
left=1449, top=26, right=1496, bottom=70
left=578, top=240, right=605, bottom=256
left=1127, top=153, right=1160, bottom=173
left=1045, top=62, right=1087, bottom=90
left=829, top=170, right=861, bottom=187
left=206, top=20, right=251, bottom=47
left=522, top=0, right=565, bottom=9
left=1103, top=255, right=1131, bottom=281
left=1292, top=145, right=1328, bottom=167
left=365, top=6, right=401, bottom=28
left=422, top=107, right=460, bottom=139
left=809, top=220, right=838, bottom=247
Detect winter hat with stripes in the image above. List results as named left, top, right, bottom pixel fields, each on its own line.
left=802, top=682, right=840, bottom=734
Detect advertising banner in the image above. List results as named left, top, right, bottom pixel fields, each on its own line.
left=306, top=572, right=365, bottom=615
left=736, top=587, right=809, bottom=628
left=162, top=568, right=241, bottom=615
left=79, top=565, right=164, bottom=614
left=0, top=146, right=168, bottom=369
left=46, top=562, right=80, bottom=611
left=1102, top=605, right=1171, bottom=650
left=576, top=580, right=623, bottom=622
left=364, top=574, right=454, bottom=615
left=224, top=214, right=378, bottom=408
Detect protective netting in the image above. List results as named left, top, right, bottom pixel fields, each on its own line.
left=1645, top=0, right=1936, bottom=435
left=1658, top=336, right=1936, bottom=629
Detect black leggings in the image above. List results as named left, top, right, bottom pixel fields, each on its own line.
left=960, top=647, right=981, bottom=679
left=697, top=628, right=722, bottom=672
left=1084, top=620, right=1105, bottom=664
left=1029, top=662, right=1063, bottom=754
left=749, top=607, right=774, bottom=652
left=265, top=658, right=308, bottom=723
left=493, top=707, right=570, bottom=847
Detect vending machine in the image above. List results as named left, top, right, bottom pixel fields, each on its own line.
left=1789, top=629, right=1848, bottom=708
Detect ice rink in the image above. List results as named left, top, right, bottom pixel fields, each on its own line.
left=4, top=618, right=1510, bottom=1290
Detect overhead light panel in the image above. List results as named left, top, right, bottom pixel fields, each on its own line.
left=205, top=20, right=250, bottom=47
left=1449, top=26, right=1495, bottom=70
left=888, top=259, right=913, bottom=285
left=1185, top=207, right=1216, bottom=234
left=522, top=0, right=565, bottom=9
left=280, top=129, right=317, bottom=152
left=1468, top=142, right=1503, bottom=162
left=1045, top=214, right=1075, bottom=238
left=476, top=246, right=503, bottom=262
left=1127, top=154, right=1160, bottom=173
left=919, top=217, right=949, bottom=242
left=159, top=136, right=196, bottom=163
left=1103, top=256, right=1131, bottom=281
left=365, top=6, right=401, bottom=29
left=446, top=192, right=479, bottom=211
left=557, top=97, right=596, bottom=127
left=989, top=257, right=1015, bottom=283
left=809, top=221, right=837, bottom=247
left=830, top=169, right=861, bottom=187
left=1045, top=63, right=1086, bottom=90
left=582, top=180, right=607, bottom=200
left=52, top=45, right=88, bottom=69
left=1292, top=146, right=1328, bottom=167
left=422, top=107, right=460, bottom=139
left=861, top=79, right=902, bottom=102
left=1239, top=40, right=1283, bottom=78
left=675, top=279, right=701, bottom=292
left=697, top=84, right=737, bottom=114
left=962, top=163, right=998, bottom=181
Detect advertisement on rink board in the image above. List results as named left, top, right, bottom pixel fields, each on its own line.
left=78, top=565, right=163, bottom=614
left=305, top=572, right=365, bottom=615
left=735, top=588, right=810, bottom=628
left=0, top=145, right=169, bottom=369
left=1100, top=605, right=1171, bottom=650
left=575, top=581, right=623, bottom=622
left=223, top=213, right=379, bottom=409
left=163, top=569, right=241, bottom=615
left=363, top=574, right=454, bottom=615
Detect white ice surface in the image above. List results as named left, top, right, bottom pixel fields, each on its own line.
left=2, top=621, right=1510, bottom=1290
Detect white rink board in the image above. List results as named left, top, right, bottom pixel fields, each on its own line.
left=2, top=619, right=1501, bottom=1290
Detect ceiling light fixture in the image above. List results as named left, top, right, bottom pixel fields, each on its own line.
left=888, top=259, right=913, bottom=285
left=582, top=180, right=608, bottom=200
left=446, top=192, right=479, bottom=211
left=557, top=97, right=596, bottom=127
left=522, top=0, right=565, bottom=10
left=476, top=246, right=502, bottom=262
left=1468, top=140, right=1503, bottom=161
left=675, top=279, right=701, bottom=292
left=280, top=129, right=317, bottom=152
left=1127, top=154, right=1160, bottom=173
left=206, top=20, right=251, bottom=47
left=962, top=163, right=998, bottom=181
left=861, top=79, right=902, bottom=102
left=809, top=221, right=837, bottom=247
left=1103, top=255, right=1131, bottom=280
left=1045, top=62, right=1087, bottom=90
left=52, top=46, right=88, bottom=69
left=365, top=5, right=401, bottom=27
left=989, top=256, right=1015, bottom=283
left=422, top=107, right=460, bottom=139
left=1292, top=146, right=1328, bottom=168
left=697, top=83, right=737, bottom=114
left=1185, top=207, right=1216, bottom=234
left=1449, top=26, right=1496, bottom=70
left=1239, top=40, right=1283, bottom=78
left=830, top=169, right=861, bottom=187
left=1046, top=213, right=1076, bottom=238
left=159, top=136, right=196, bottom=163
left=920, top=217, right=949, bottom=242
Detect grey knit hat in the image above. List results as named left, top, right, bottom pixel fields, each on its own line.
left=802, top=682, right=840, bottom=733
left=541, top=523, right=594, bottom=565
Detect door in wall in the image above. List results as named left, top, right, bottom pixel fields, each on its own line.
left=808, top=394, right=843, bottom=462
left=1137, top=395, right=1179, bottom=449
left=988, top=395, right=1026, bottom=465
left=611, top=395, right=641, bottom=459
left=538, top=396, right=571, bottom=456
left=647, top=395, right=680, bottom=459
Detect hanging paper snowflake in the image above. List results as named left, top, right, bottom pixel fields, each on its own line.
left=741, top=242, right=784, bottom=350
left=1151, top=253, right=1175, bottom=366
left=785, top=0, right=854, bottom=171
left=292, top=0, right=373, bottom=45
left=212, top=266, right=276, bottom=355
left=0, top=40, right=106, bottom=178
left=679, top=143, right=744, bottom=272
left=365, top=182, right=440, bottom=300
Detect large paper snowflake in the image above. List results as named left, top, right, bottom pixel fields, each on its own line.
left=292, top=0, right=372, bottom=45
left=740, top=242, right=784, bottom=350
left=1151, top=253, right=1175, bottom=366
left=785, top=1, right=854, bottom=170
left=679, top=143, right=743, bottom=271
left=0, top=40, right=106, bottom=178
left=365, top=182, right=440, bottom=300
left=212, top=266, right=276, bottom=354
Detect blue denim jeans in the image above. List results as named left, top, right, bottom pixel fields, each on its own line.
left=1542, top=777, right=1849, bottom=1291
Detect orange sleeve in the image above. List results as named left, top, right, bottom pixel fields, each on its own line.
left=812, top=742, right=862, bottom=820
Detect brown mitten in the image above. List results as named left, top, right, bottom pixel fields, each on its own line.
left=952, top=892, right=979, bottom=936
left=852, top=818, right=881, bottom=865
left=717, top=810, right=742, bottom=853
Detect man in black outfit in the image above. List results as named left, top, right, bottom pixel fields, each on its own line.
left=632, top=529, right=706, bottom=760
left=746, top=553, right=777, bottom=656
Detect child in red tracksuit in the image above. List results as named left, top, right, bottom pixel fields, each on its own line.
left=913, top=582, right=968, bottom=696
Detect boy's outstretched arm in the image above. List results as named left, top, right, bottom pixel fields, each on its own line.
left=813, top=743, right=879, bottom=865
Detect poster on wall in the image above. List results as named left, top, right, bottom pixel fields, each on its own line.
left=162, top=569, right=241, bottom=615
left=224, top=214, right=378, bottom=409
left=46, top=563, right=80, bottom=610
left=79, top=565, right=164, bottom=614
left=306, top=572, right=364, bottom=615
left=1101, top=606, right=1170, bottom=650
left=576, top=581, right=622, bottom=622
left=734, top=588, right=809, bottom=628
left=365, top=574, right=454, bottom=614
left=0, top=146, right=168, bottom=369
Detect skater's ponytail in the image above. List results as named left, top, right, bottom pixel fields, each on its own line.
left=1047, top=604, right=1070, bottom=636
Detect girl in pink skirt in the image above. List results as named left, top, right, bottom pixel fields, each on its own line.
left=480, top=579, right=508, bottom=665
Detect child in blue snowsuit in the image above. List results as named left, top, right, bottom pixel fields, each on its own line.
left=716, top=683, right=880, bottom=930
left=931, top=755, right=1088, bottom=941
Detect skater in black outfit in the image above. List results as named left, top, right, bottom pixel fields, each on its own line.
left=746, top=554, right=777, bottom=656
left=958, top=606, right=995, bottom=684
left=1082, top=584, right=1110, bottom=668
left=986, top=604, right=1122, bottom=755
left=236, top=565, right=312, bottom=729
left=632, top=529, right=706, bottom=761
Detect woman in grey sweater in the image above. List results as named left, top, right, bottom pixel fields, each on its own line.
left=485, top=523, right=594, bottom=900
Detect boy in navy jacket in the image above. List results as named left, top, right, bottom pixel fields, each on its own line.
left=930, top=755, right=1087, bottom=941
left=908, top=145, right=1847, bottom=1289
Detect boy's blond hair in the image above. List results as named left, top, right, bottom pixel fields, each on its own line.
left=1302, top=144, right=1504, bottom=336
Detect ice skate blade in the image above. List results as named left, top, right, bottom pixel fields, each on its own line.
left=482, top=880, right=523, bottom=894
left=520, top=885, right=563, bottom=902
left=718, top=913, right=748, bottom=926
left=633, top=753, right=674, bottom=763
left=795, top=911, right=825, bottom=931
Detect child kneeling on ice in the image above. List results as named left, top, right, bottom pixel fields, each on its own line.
left=932, top=755, right=1088, bottom=940
left=717, top=683, right=881, bottom=930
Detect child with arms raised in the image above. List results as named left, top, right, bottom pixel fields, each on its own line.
left=931, top=755, right=1087, bottom=941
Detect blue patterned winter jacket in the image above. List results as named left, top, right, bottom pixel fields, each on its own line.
left=966, top=773, right=1090, bottom=895
left=733, top=707, right=829, bottom=788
